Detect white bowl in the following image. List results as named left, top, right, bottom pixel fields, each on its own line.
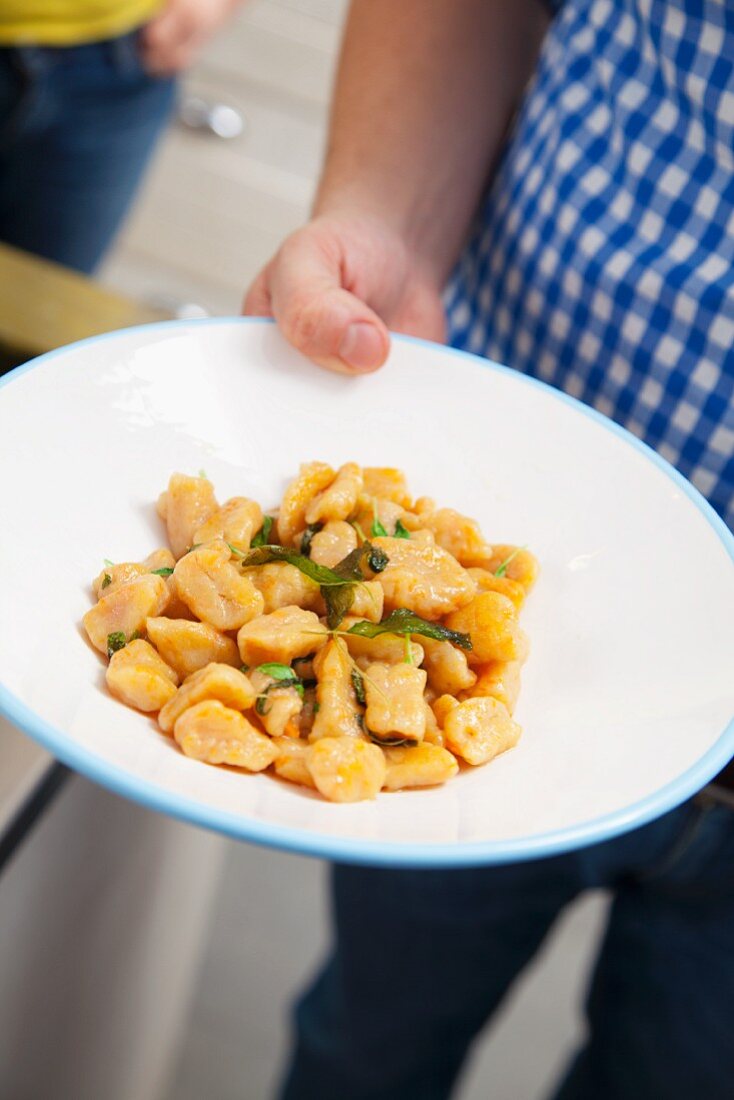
left=1, top=319, right=732, bottom=866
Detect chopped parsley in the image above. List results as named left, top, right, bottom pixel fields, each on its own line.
left=106, top=632, right=127, bottom=659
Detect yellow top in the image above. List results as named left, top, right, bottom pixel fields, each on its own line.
left=0, top=1, right=164, bottom=45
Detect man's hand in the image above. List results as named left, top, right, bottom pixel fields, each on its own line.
left=243, top=213, right=446, bottom=374
left=241, top=0, right=547, bottom=374
left=140, top=0, right=240, bottom=75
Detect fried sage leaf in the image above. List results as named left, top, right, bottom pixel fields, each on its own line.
left=322, top=542, right=389, bottom=628
left=300, top=523, right=322, bottom=557
left=234, top=541, right=389, bottom=630
left=350, top=668, right=366, bottom=705
left=232, top=544, right=350, bottom=586
left=393, top=518, right=411, bottom=539
left=366, top=729, right=415, bottom=748
left=323, top=584, right=357, bottom=630
left=331, top=542, right=389, bottom=579
left=345, top=607, right=472, bottom=651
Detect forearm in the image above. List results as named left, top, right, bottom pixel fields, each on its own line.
left=243, top=0, right=549, bottom=371
left=315, top=0, right=549, bottom=282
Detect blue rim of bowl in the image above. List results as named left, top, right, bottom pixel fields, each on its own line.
left=1, top=317, right=732, bottom=868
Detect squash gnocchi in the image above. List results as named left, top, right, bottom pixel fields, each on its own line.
left=83, top=465, right=537, bottom=802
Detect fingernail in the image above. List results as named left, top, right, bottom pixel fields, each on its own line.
left=338, top=322, right=384, bottom=371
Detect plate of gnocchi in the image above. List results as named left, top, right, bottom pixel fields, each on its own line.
left=0, top=318, right=732, bottom=866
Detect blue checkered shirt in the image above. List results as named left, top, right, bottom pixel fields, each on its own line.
left=445, top=0, right=734, bottom=530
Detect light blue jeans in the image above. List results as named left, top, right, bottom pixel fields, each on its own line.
left=0, top=32, right=175, bottom=273
left=281, top=796, right=734, bottom=1099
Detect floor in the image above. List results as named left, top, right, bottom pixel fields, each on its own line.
left=98, top=5, right=609, bottom=1097
left=163, top=842, right=608, bottom=1100
left=101, top=0, right=347, bottom=317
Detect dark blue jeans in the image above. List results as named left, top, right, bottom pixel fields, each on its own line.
left=281, top=797, right=734, bottom=1100
left=0, top=33, right=175, bottom=273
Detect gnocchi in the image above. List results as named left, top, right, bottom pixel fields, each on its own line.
left=83, top=463, right=536, bottom=801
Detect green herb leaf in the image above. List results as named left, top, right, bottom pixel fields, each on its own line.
left=300, top=523, right=323, bottom=557
left=403, top=633, right=413, bottom=665
left=346, top=608, right=472, bottom=651
left=101, top=573, right=112, bottom=590
left=239, top=663, right=250, bottom=674
left=351, top=668, right=366, bottom=705
left=103, top=558, right=114, bottom=567
left=255, top=676, right=304, bottom=715
left=129, top=630, right=144, bottom=642
left=256, top=663, right=305, bottom=698
left=150, top=567, right=174, bottom=577
left=393, top=518, right=411, bottom=539
left=313, top=702, right=321, bottom=714
left=106, top=632, right=127, bottom=659
left=257, top=662, right=297, bottom=682
left=370, top=498, right=388, bottom=538
left=251, top=515, right=274, bottom=548
left=494, top=545, right=526, bottom=577
left=198, top=468, right=208, bottom=480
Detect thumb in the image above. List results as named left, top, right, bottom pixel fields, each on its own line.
left=268, top=231, right=391, bottom=375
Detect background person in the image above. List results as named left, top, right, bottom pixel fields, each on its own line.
left=0, top=0, right=239, bottom=273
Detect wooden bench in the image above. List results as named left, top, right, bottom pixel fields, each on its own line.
left=0, top=240, right=168, bottom=372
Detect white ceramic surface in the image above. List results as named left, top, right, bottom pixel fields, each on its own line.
left=1, top=319, right=732, bottom=866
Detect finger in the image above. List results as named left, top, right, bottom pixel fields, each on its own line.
left=140, top=10, right=186, bottom=50
left=141, top=33, right=201, bottom=75
left=269, top=235, right=390, bottom=374
left=139, top=7, right=203, bottom=74
left=149, top=45, right=197, bottom=74
left=278, top=286, right=389, bottom=375
left=242, top=265, right=274, bottom=317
